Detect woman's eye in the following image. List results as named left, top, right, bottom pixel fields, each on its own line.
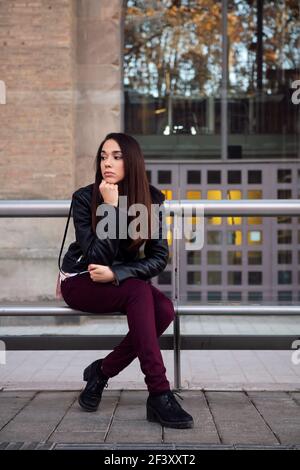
left=101, top=156, right=122, bottom=160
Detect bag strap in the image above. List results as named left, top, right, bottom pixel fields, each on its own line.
left=58, top=197, right=73, bottom=275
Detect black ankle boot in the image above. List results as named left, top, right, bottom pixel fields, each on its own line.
left=78, top=359, right=109, bottom=412
left=147, top=390, right=194, bottom=429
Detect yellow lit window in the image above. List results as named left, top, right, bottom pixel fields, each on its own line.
left=207, top=190, right=222, bottom=225
left=227, top=190, right=242, bottom=225
left=227, top=230, right=242, bottom=245
left=161, top=189, right=173, bottom=235
left=247, top=190, right=262, bottom=225
left=161, top=189, right=173, bottom=200
left=186, top=190, right=201, bottom=225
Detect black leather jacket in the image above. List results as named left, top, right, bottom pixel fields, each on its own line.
left=60, top=182, right=169, bottom=286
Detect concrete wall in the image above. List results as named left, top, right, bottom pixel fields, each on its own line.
left=0, top=0, right=123, bottom=300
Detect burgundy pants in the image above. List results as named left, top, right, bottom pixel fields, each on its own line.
left=60, top=273, right=175, bottom=393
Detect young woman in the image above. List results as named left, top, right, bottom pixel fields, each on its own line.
left=58, top=132, right=194, bottom=429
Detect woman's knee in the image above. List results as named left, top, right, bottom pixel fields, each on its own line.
left=123, top=278, right=152, bottom=299
left=161, top=296, right=176, bottom=324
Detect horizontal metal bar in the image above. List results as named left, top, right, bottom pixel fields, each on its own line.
left=0, top=199, right=299, bottom=217
left=1, top=304, right=300, bottom=316
left=175, top=305, right=300, bottom=315
left=0, top=304, right=124, bottom=316
left=1, top=335, right=298, bottom=350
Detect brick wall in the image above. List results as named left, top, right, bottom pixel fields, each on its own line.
left=0, top=0, right=76, bottom=199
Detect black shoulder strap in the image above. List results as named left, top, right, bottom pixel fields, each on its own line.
left=58, top=197, right=73, bottom=275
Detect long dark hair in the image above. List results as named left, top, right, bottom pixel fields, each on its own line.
left=91, top=132, right=154, bottom=254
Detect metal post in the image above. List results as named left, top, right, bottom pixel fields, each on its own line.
left=172, top=211, right=181, bottom=390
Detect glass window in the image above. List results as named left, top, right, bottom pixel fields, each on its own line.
left=248, top=251, right=262, bottom=265
left=277, top=189, right=292, bottom=199
left=186, top=190, right=201, bottom=199
left=207, top=271, right=222, bottom=285
left=158, top=170, right=171, bottom=184
left=278, top=291, right=292, bottom=302
left=277, top=169, right=292, bottom=183
left=228, top=251, right=242, bottom=265
left=227, top=231, right=242, bottom=245
left=207, top=231, right=222, bottom=245
left=187, top=271, right=201, bottom=285
left=146, top=170, right=151, bottom=183
left=187, top=251, right=201, bottom=265
left=248, top=292, right=263, bottom=301
left=207, top=171, right=221, bottom=184
left=187, top=171, right=201, bottom=184
left=228, top=292, right=242, bottom=301
left=247, top=190, right=262, bottom=225
left=248, top=190, right=262, bottom=199
left=187, top=291, right=201, bottom=301
left=248, top=171, right=262, bottom=184
left=248, top=271, right=262, bottom=285
left=207, top=251, right=222, bottom=264
left=207, top=292, right=222, bottom=301
left=228, top=271, right=242, bottom=285
left=277, top=230, right=292, bottom=244
left=278, top=271, right=292, bottom=285
left=277, top=216, right=292, bottom=224
left=227, top=190, right=242, bottom=225
left=161, top=189, right=173, bottom=200
left=228, top=170, right=241, bottom=184
left=248, top=230, right=262, bottom=245
left=278, top=251, right=292, bottom=264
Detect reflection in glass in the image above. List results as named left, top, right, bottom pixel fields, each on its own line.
left=187, top=271, right=201, bottom=285
left=187, top=251, right=201, bottom=265
left=227, top=230, right=242, bottom=245
left=278, top=271, right=292, bottom=285
left=208, top=292, right=222, bottom=301
left=248, top=251, right=262, bottom=265
left=228, top=271, right=242, bottom=285
left=277, top=169, right=292, bottom=183
left=277, top=230, right=292, bottom=244
left=207, top=231, right=222, bottom=245
left=207, top=251, right=222, bottom=264
left=207, top=271, right=222, bottom=285
left=228, top=251, right=242, bottom=265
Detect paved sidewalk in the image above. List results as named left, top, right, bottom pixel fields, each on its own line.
left=1, top=350, right=300, bottom=391
left=0, top=390, right=300, bottom=449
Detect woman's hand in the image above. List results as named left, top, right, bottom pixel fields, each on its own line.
left=88, top=264, right=116, bottom=283
left=99, top=180, right=119, bottom=207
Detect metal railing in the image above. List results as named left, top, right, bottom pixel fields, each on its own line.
left=1, top=199, right=300, bottom=389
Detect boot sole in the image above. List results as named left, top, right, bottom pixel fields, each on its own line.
left=147, top=405, right=194, bottom=429
left=78, top=393, right=99, bottom=412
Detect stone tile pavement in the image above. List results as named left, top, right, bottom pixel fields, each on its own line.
left=0, top=390, right=300, bottom=449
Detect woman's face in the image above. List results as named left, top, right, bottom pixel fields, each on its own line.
left=100, top=139, right=125, bottom=184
